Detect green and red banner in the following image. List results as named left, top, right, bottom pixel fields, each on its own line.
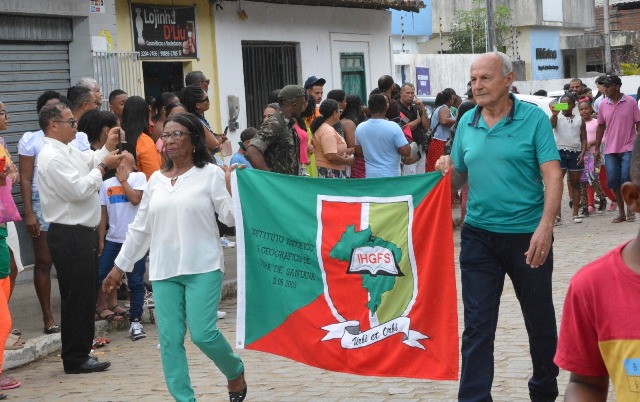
left=232, top=170, right=458, bottom=380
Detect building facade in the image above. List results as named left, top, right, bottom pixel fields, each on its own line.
left=422, top=0, right=599, bottom=80
left=214, top=0, right=424, bottom=134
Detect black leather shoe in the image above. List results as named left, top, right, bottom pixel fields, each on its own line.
left=64, top=357, right=111, bottom=374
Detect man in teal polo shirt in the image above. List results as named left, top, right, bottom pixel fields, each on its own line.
left=436, top=52, right=563, bottom=401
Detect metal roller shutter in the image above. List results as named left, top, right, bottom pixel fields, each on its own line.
left=0, top=15, right=72, bottom=211
left=0, top=42, right=71, bottom=210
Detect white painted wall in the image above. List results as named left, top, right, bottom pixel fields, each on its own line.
left=514, top=76, right=640, bottom=97
left=393, top=53, right=483, bottom=95
left=214, top=2, right=393, bottom=151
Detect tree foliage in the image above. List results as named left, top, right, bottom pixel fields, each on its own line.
left=449, top=0, right=512, bottom=54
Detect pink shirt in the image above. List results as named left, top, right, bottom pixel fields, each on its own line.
left=294, top=122, right=309, bottom=164
left=597, top=94, right=640, bottom=154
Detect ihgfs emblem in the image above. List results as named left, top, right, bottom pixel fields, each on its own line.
left=317, top=195, right=428, bottom=350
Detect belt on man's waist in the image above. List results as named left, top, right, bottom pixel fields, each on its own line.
left=49, top=222, right=99, bottom=233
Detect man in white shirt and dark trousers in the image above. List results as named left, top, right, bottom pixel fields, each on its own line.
left=36, top=103, right=123, bottom=374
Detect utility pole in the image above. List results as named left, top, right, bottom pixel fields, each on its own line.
left=486, top=0, right=497, bottom=52
left=603, top=0, right=612, bottom=73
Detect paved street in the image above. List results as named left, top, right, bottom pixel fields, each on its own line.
left=4, top=202, right=633, bottom=401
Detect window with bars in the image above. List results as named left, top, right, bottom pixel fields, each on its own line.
left=242, top=41, right=300, bottom=129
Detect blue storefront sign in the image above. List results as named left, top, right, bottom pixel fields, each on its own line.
left=530, top=28, right=563, bottom=80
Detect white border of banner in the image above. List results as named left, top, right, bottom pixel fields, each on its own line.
left=231, top=171, right=247, bottom=349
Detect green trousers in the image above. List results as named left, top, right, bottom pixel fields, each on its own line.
left=153, top=270, right=244, bottom=402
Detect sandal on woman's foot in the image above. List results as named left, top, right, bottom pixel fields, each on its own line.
left=228, top=372, right=247, bottom=402
left=11, top=329, right=21, bottom=336
left=5, top=334, right=25, bottom=350
left=108, top=305, right=129, bottom=320
left=44, top=325, right=60, bottom=334
left=229, top=386, right=247, bottom=402
left=612, top=215, right=626, bottom=224
left=97, top=308, right=115, bottom=322
left=0, top=376, right=21, bottom=390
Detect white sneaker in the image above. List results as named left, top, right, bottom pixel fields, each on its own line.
left=217, top=311, right=227, bottom=319
left=220, top=236, right=236, bottom=248
left=129, top=320, right=146, bottom=341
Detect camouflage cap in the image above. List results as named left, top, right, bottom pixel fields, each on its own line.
left=278, top=85, right=306, bottom=101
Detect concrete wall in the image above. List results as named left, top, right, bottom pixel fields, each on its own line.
left=430, top=0, right=594, bottom=33
left=393, top=36, right=425, bottom=54
left=513, top=75, right=640, bottom=96
left=393, top=53, right=482, bottom=95
left=214, top=2, right=393, bottom=149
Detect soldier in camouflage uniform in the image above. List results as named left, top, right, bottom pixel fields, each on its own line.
left=246, top=85, right=306, bottom=175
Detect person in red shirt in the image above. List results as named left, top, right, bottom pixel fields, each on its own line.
left=554, top=134, right=640, bottom=400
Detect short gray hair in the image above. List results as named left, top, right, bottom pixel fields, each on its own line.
left=77, top=77, right=98, bottom=89
left=401, top=82, right=415, bottom=89
left=493, top=52, right=513, bottom=77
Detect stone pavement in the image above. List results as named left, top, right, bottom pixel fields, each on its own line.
left=3, top=204, right=635, bottom=401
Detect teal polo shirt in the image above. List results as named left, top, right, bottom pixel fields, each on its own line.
left=451, top=94, right=560, bottom=234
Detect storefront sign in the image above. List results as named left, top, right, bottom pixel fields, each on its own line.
left=416, top=67, right=430, bottom=95
left=131, top=4, right=197, bottom=59
left=530, top=29, right=563, bottom=80
left=90, top=0, right=105, bottom=13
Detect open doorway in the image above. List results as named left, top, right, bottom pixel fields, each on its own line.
left=142, top=62, right=184, bottom=98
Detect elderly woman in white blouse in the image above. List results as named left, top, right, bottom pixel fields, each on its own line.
left=102, top=113, right=247, bottom=402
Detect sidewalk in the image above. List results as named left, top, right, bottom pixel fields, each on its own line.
left=4, top=205, right=632, bottom=400
left=4, top=241, right=237, bottom=371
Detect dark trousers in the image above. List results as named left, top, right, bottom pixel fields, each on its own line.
left=48, top=223, right=98, bottom=370
left=458, top=224, right=559, bottom=402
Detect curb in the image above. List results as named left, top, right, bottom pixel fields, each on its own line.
left=3, top=279, right=238, bottom=371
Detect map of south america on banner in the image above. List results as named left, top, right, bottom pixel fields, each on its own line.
left=231, top=170, right=458, bottom=380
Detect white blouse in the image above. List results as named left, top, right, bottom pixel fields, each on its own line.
left=115, top=163, right=234, bottom=281
left=553, top=112, right=583, bottom=152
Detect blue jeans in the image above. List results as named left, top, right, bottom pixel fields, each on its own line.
left=604, top=152, right=631, bottom=190
left=98, top=240, right=146, bottom=320
left=458, top=224, right=559, bottom=402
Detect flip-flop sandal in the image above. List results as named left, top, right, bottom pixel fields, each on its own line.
left=44, top=325, right=60, bottom=334
left=109, top=305, right=130, bottom=319
left=612, top=216, right=626, bottom=223
left=0, top=376, right=21, bottom=390
left=96, top=308, right=115, bottom=322
left=5, top=334, right=25, bottom=350
left=11, top=329, right=21, bottom=336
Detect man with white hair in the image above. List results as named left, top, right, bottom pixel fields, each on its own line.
left=435, top=52, right=563, bottom=401
left=76, top=77, right=104, bottom=108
